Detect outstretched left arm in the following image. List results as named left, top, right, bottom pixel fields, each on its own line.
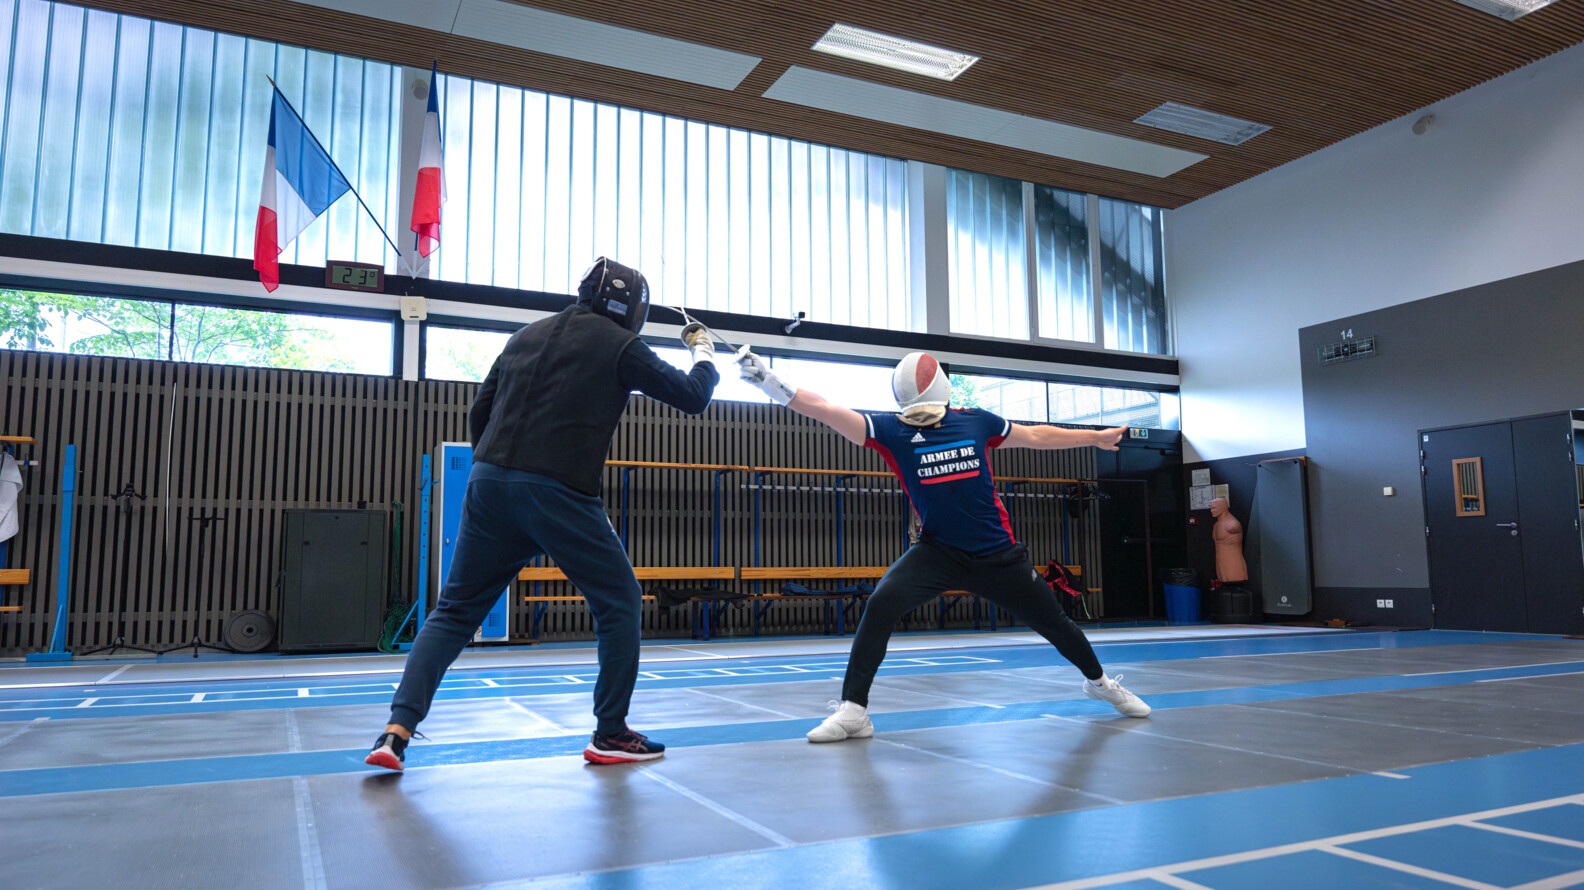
left=1000, top=424, right=1126, bottom=451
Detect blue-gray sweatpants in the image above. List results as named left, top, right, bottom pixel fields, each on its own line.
left=389, top=461, right=642, bottom=735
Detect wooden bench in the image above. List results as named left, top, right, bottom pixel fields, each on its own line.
left=519, top=566, right=736, bottom=640
left=734, top=566, right=891, bottom=637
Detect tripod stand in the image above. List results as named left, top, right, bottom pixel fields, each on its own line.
left=81, top=483, right=159, bottom=657
left=163, top=512, right=235, bottom=657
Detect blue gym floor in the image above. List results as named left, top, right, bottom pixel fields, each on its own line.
left=2, top=625, right=1583, bottom=889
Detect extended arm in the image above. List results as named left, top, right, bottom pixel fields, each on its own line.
left=1000, top=423, right=1126, bottom=451
left=618, top=340, right=720, bottom=414
left=737, top=349, right=867, bottom=446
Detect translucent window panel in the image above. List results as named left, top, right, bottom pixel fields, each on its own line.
left=0, top=289, right=392, bottom=374
left=774, top=357, right=896, bottom=411
left=0, top=3, right=402, bottom=268
left=1034, top=185, right=1092, bottom=343
left=947, top=170, right=1027, bottom=340
left=425, top=325, right=512, bottom=382
left=429, top=72, right=910, bottom=329
left=1097, top=197, right=1169, bottom=355
left=1049, top=383, right=1178, bottom=430
left=948, top=374, right=1048, bottom=422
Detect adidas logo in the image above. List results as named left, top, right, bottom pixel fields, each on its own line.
left=910, top=432, right=926, bottom=443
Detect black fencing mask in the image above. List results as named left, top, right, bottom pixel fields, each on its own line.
left=576, top=257, right=650, bottom=334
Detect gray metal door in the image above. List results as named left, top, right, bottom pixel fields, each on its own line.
left=1421, top=423, right=1526, bottom=632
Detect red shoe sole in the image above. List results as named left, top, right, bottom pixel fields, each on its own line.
left=583, top=747, right=664, bottom=764
left=365, top=750, right=404, bottom=771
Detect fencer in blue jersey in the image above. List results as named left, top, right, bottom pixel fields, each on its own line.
left=737, top=349, right=1151, bottom=741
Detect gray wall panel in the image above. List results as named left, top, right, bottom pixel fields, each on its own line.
left=0, top=349, right=1103, bottom=653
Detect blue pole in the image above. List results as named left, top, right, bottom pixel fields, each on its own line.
left=29, top=444, right=75, bottom=662
left=411, top=455, right=434, bottom=642
left=834, top=475, right=853, bottom=567
left=712, top=471, right=724, bottom=567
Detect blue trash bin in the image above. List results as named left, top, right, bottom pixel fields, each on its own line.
left=1164, top=584, right=1201, bottom=623
left=1162, top=568, right=1202, bottom=624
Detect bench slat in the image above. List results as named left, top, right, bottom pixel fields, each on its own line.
left=0, top=569, right=30, bottom=585
left=518, top=566, right=736, bottom=582
left=740, top=566, right=889, bottom=580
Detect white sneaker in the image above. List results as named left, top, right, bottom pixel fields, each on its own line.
left=806, top=700, right=874, bottom=742
left=1084, top=674, right=1151, bottom=717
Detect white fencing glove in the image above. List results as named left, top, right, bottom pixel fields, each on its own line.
left=680, top=322, right=715, bottom=365
left=735, top=346, right=797, bottom=406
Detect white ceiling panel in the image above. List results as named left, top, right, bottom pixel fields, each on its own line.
left=766, top=67, right=1205, bottom=179
left=293, top=0, right=464, bottom=33
left=451, top=0, right=760, bottom=91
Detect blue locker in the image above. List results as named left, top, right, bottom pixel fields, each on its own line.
left=432, top=442, right=510, bottom=642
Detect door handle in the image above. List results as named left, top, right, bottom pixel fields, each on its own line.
left=1495, top=521, right=1518, bottom=536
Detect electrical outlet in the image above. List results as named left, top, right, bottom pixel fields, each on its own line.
left=1380, top=599, right=1394, bottom=609
left=1376, top=599, right=1385, bottom=608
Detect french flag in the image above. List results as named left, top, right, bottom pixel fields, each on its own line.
left=410, top=67, right=446, bottom=258
left=253, top=88, right=351, bottom=292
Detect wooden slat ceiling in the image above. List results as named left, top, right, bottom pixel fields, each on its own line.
left=79, top=0, right=1584, bottom=209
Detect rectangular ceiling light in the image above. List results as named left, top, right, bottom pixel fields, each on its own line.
left=1450, top=0, right=1559, bottom=20
left=1134, top=102, right=1272, bottom=146
left=812, top=23, right=980, bottom=81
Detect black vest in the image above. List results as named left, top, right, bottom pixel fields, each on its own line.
left=472, top=305, right=637, bottom=496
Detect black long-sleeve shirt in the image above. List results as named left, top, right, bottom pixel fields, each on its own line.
left=469, top=306, right=720, bottom=495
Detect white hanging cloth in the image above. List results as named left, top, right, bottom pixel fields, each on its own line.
left=0, top=451, right=22, bottom=542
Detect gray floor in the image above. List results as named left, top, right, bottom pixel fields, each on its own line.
left=3, top=627, right=1583, bottom=889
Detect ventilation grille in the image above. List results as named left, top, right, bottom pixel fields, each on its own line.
left=1135, top=102, right=1272, bottom=145
left=1451, top=0, right=1559, bottom=21
left=1318, top=336, right=1378, bottom=365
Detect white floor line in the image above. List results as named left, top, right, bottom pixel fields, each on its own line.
left=651, top=645, right=730, bottom=660
left=875, top=737, right=1128, bottom=806
left=291, top=776, right=328, bottom=890
left=1373, top=771, right=1412, bottom=779
left=1513, top=867, right=1584, bottom=890
left=503, top=699, right=568, bottom=733
left=1043, top=712, right=1372, bottom=777
left=1466, top=820, right=1584, bottom=850
left=1143, top=873, right=1216, bottom=890
left=74, top=698, right=97, bottom=708
left=683, top=686, right=802, bottom=720
left=637, top=768, right=795, bottom=847
left=1028, top=793, right=1584, bottom=889
left=897, top=688, right=1006, bottom=709
left=0, top=716, right=46, bottom=747
left=97, top=664, right=133, bottom=683
left=1319, top=845, right=1499, bottom=889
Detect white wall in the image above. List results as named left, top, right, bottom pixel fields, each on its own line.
left=1167, top=40, right=1584, bottom=462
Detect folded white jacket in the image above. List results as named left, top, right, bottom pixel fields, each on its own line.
left=0, top=452, right=21, bottom=542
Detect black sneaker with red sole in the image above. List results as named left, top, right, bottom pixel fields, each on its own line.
left=584, top=726, right=666, bottom=764
left=365, top=732, right=409, bottom=771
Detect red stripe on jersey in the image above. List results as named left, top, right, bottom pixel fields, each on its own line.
left=866, top=438, right=920, bottom=514
left=919, top=470, right=980, bottom=485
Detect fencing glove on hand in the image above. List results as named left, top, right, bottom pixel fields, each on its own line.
left=680, top=322, right=715, bottom=366
left=735, top=346, right=797, bottom=406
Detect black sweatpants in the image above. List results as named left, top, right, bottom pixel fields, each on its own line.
left=840, top=537, right=1105, bottom=706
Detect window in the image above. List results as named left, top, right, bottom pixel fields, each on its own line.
left=1097, top=198, right=1168, bottom=354
left=1049, top=383, right=1178, bottom=429
left=0, top=288, right=393, bottom=374
left=947, top=170, right=1027, bottom=340
left=0, top=4, right=402, bottom=269
left=1033, top=185, right=1092, bottom=343
left=424, top=326, right=512, bottom=382
left=949, top=373, right=1049, bottom=422
left=432, top=77, right=912, bottom=330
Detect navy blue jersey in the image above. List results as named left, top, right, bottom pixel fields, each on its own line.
left=865, top=408, right=1015, bottom=556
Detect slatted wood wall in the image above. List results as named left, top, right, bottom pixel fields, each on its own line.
left=0, top=349, right=1099, bottom=654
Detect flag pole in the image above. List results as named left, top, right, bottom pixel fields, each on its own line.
left=265, top=76, right=419, bottom=279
